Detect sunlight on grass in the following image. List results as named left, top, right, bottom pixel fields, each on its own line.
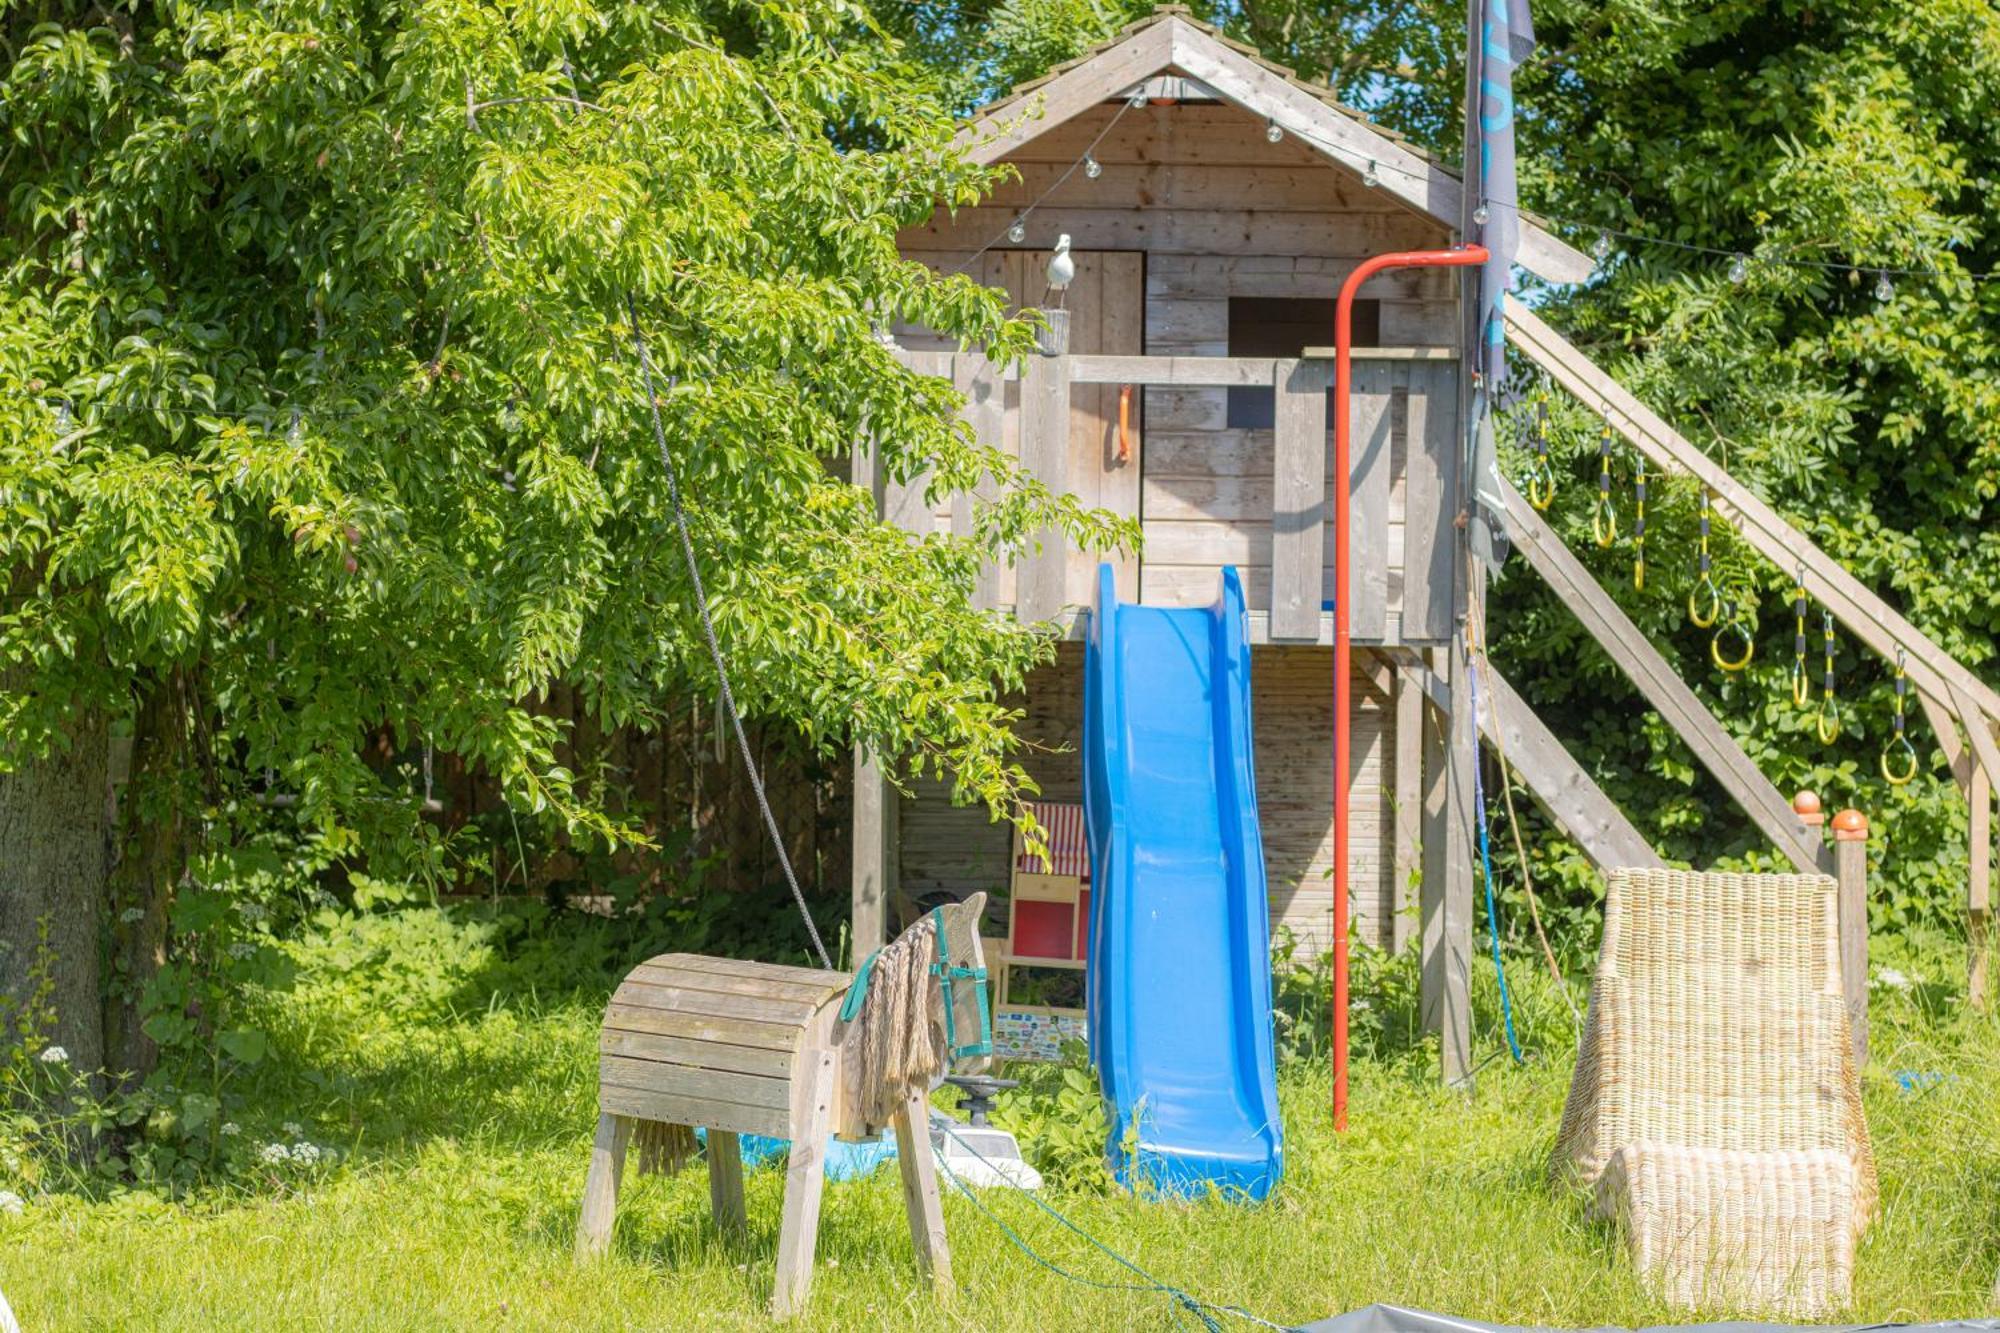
left=5, top=916, right=1997, bottom=1331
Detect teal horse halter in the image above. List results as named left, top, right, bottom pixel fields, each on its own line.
left=839, top=906, right=993, bottom=1062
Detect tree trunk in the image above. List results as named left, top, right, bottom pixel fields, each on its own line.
left=0, top=718, right=109, bottom=1078
left=102, top=680, right=189, bottom=1084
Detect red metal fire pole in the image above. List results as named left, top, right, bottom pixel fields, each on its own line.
left=1331, top=243, right=1488, bottom=1131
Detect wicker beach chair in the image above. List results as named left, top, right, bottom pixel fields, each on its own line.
left=1553, top=868, right=1876, bottom=1318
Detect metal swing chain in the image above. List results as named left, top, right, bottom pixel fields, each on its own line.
left=1524, top=395, right=1556, bottom=511
left=1790, top=564, right=1812, bottom=708
left=1631, top=462, right=1647, bottom=590
left=627, top=297, right=834, bottom=970
left=1591, top=424, right=1617, bottom=547
left=1688, top=488, right=1721, bottom=628
left=1817, top=610, right=1842, bottom=743
left=1882, top=647, right=1920, bottom=786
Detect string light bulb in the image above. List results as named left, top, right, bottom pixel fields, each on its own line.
left=1362, top=159, right=1381, bottom=189
left=1874, top=270, right=1895, bottom=302
left=1591, top=232, right=1613, bottom=262
left=1265, top=119, right=1283, bottom=144
left=1127, top=92, right=1146, bottom=109
left=1007, top=217, right=1026, bottom=244
left=1472, top=203, right=1491, bottom=225
left=1727, top=253, right=1749, bottom=284
left=287, top=407, right=303, bottom=445
left=1083, top=153, right=1102, bottom=180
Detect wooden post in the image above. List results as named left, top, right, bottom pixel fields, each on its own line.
left=1017, top=319, right=1070, bottom=624
left=850, top=749, right=896, bottom=959
left=1971, top=763, right=1993, bottom=1009
left=1832, top=808, right=1870, bottom=1070
left=1270, top=357, right=1327, bottom=642
left=891, top=1085, right=953, bottom=1296
left=1391, top=669, right=1423, bottom=953
left=772, top=1046, right=837, bottom=1318
left=575, top=1112, right=634, bottom=1260
left=708, top=1129, right=747, bottom=1235
left=1420, top=646, right=1473, bottom=1085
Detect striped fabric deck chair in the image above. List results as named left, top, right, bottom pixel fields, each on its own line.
left=1553, top=867, right=1877, bottom=1318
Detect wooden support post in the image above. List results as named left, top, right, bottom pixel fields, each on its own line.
left=1392, top=669, right=1423, bottom=953
left=1972, top=764, right=1994, bottom=1011
left=1832, top=809, right=1870, bottom=1070
left=891, top=1085, right=953, bottom=1296
left=1017, top=348, right=1071, bottom=624
left=574, top=1112, right=634, bottom=1261
left=772, top=1046, right=837, bottom=1319
left=850, top=749, right=896, bottom=959
left=1420, top=646, right=1473, bottom=1085
left=708, top=1128, right=747, bottom=1236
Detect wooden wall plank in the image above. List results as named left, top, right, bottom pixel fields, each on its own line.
left=1400, top=360, right=1457, bottom=642
left=1348, top=361, right=1395, bottom=641
left=1271, top=357, right=1326, bottom=640
left=952, top=354, right=1006, bottom=611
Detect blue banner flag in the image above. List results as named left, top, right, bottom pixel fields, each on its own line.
left=1475, top=0, right=1533, bottom=392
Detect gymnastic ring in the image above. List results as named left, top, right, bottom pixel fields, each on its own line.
left=1711, top=621, right=1755, bottom=673
left=1880, top=735, right=1920, bottom=786
left=1815, top=701, right=1841, bottom=745
left=1526, top=463, right=1556, bottom=511
left=1688, top=577, right=1722, bottom=629
left=1591, top=497, right=1617, bottom=548
left=1790, top=664, right=1812, bottom=709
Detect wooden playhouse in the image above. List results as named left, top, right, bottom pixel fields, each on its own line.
left=846, top=7, right=2000, bottom=1081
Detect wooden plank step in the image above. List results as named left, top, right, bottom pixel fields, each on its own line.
left=609, top=980, right=823, bottom=1027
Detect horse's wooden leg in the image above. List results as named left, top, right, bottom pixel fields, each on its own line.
left=575, top=1112, right=635, bottom=1261
left=707, top=1129, right=746, bottom=1235
left=771, top=1047, right=837, bottom=1318
left=892, top=1084, right=953, bottom=1296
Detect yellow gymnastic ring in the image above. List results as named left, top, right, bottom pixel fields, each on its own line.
left=1815, top=701, right=1841, bottom=745
left=1526, top=465, right=1556, bottom=512
left=1592, top=499, right=1617, bottom=548
left=1633, top=557, right=1646, bottom=591
left=1880, top=735, right=1919, bottom=786
left=1790, top=666, right=1811, bottom=709
left=1711, top=622, right=1755, bottom=672
left=1688, top=578, right=1721, bottom=629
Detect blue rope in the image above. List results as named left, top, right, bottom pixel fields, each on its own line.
left=928, top=1118, right=1296, bottom=1332
left=1463, top=648, right=1525, bottom=1064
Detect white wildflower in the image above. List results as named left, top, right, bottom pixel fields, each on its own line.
left=220, top=1122, right=241, bottom=1138
left=282, top=1121, right=303, bottom=1137
left=227, top=941, right=257, bottom=960
left=259, top=1142, right=291, bottom=1165
left=237, top=902, right=267, bottom=923
left=1874, top=967, right=1913, bottom=992
left=119, top=907, right=146, bottom=924
left=37, top=1045, right=68, bottom=1065
left=0, top=1190, right=23, bottom=1215
left=290, top=1142, right=322, bottom=1166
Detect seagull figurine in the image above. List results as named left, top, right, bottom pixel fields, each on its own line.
left=1044, top=233, right=1075, bottom=308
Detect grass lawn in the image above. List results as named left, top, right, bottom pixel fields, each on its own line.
left=5, top=909, right=1998, bottom=1331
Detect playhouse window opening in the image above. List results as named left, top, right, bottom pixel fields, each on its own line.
left=1225, top=295, right=1378, bottom=430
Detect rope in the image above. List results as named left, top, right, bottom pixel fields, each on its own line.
left=627, top=297, right=833, bottom=970
left=1461, top=628, right=1524, bottom=1064
left=927, top=1118, right=1296, bottom=1331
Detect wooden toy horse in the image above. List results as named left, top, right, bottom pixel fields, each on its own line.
left=574, top=893, right=991, bottom=1317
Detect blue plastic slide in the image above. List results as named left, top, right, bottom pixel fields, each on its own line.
left=1083, top=563, right=1283, bottom=1200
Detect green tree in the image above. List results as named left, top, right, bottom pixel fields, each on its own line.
left=1230, top=0, right=2000, bottom=937
left=0, top=0, right=1128, bottom=1079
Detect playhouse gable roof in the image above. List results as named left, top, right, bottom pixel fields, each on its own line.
left=954, top=7, right=1593, bottom=286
